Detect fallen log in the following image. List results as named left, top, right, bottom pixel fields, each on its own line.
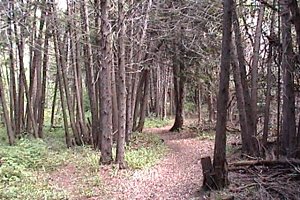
left=229, top=159, right=300, bottom=170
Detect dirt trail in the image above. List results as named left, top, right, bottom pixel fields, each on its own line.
left=99, top=126, right=214, bottom=200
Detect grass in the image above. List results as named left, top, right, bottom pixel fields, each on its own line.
left=125, top=132, right=167, bottom=169
left=144, top=117, right=172, bottom=129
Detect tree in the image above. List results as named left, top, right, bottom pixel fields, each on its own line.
left=169, top=40, right=186, bottom=132
left=280, top=0, right=296, bottom=157
left=0, top=67, right=15, bottom=145
left=202, top=0, right=232, bottom=190
left=116, top=0, right=127, bottom=169
left=251, top=3, right=265, bottom=135
left=262, top=6, right=276, bottom=147
left=232, top=7, right=258, bottom=156
left=99, top=0, right=113, bottom=165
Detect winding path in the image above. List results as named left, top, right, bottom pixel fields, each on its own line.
left=100, top=126, right=214, bottom=200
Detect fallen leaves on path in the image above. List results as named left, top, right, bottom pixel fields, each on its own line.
left=100, top=126, right=214, bottom=200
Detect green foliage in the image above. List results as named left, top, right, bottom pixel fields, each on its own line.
left=144, top=117, right=172, bottom=129
left=0, top=128, right=101, bottom=200
left=0, top=137, right=69, bottom=199
left=0, top=177, right=68, bottom=200
left=125, top=132, right=167, bottom=169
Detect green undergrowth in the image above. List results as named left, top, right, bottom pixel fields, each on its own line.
left=125, top=132, right=167, bottom=169
left=0, top=127, right=167, bottom=199
left=144, top=116, right=172, bottom=128
left=0, top=128, right=100, bottom=200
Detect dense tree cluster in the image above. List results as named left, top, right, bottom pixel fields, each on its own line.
left=1, top=0, right=300, bottom=193
left=0, top=0, right=222, bottom=167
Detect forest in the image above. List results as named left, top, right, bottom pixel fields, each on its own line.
left=0, top=0, right=300, bottom=199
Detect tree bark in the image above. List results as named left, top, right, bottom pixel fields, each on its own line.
left=232, top=8, right=258, bottom=156
left=280, top=0, right=296, bottom=157
left=210, top=0, right=233, bottom=190
left=37, top=7, right=51, bottom=139
left=99, top=0, right=113, bottom=165
left=116, top=0, right=127, bottom=168
left=50, top=75, right=58, bottom=128
left=231, top=41, right=252, bottom=154
left=0, top=68, right=15, bottom=145
left=170, top=59, right=185, bottom=132
left=53, top=30, right=72, bottom=148
left=81, top=0, right=98, bottom=147
left=288, top=0, right=300, bottom=52
left=111, top=63, right=119, bottom=139
left=262, top=9, right=275, bottom=147
left=135, top=70, right=150, bottom=132
left=251, top=4, right=265, bottom=135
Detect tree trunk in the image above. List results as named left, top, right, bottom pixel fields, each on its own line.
left=50, top=75, right=58, bottom=128
left=130, top=0, right=152, bottom=133
left=116, top=0, right=127, bottom=168
left=70, top=3, right=89, bottom=144
left=280, top=0, right=296, bottom=157
left=81, top=0, right=98, bottom=148
left=135, top=70, right=150, bottom=132
left=0, top=68, right=15, bottom=145
left=251, top=4, right=265, bottom=135
left=12, top=1, right=25, bottom=136
left=99, top=0, right=113, bottom=165
left=207, top=90, right=214, bottom=123
left=37, top=8, right=50, bottom=139
left=133, top=69, right=148, bottom=131
left=206, top=0, right=233, bottom=190
left=7, top=2, right=17, bottom=134
left=155, top=64, right=161, bottom=118
left=56, top=30, right=82, bottom=145
left=289, top=0, right=300, bottom=53
left=262, top=9, right=275, bottom=147
left=53, top=30, right=72, bottom=148
left=232, top=8, right=258, bottom=156
left=170, top=60, right=185, bottom=132
left=232, top=41, right=252, bottom=154
left=111, top=63, right=119, bottom=139
left=170, top=37, right=186, bottom=132
left=197, top=84, right=202, bottom=125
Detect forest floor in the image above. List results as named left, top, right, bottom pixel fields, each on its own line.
left=49, top=124, right=300, bottom=200
left=50, top=124, right=216, bottom=200
left=4, top=121, right=299, bottom=200
left=98, top=126, right=214, bottom=200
